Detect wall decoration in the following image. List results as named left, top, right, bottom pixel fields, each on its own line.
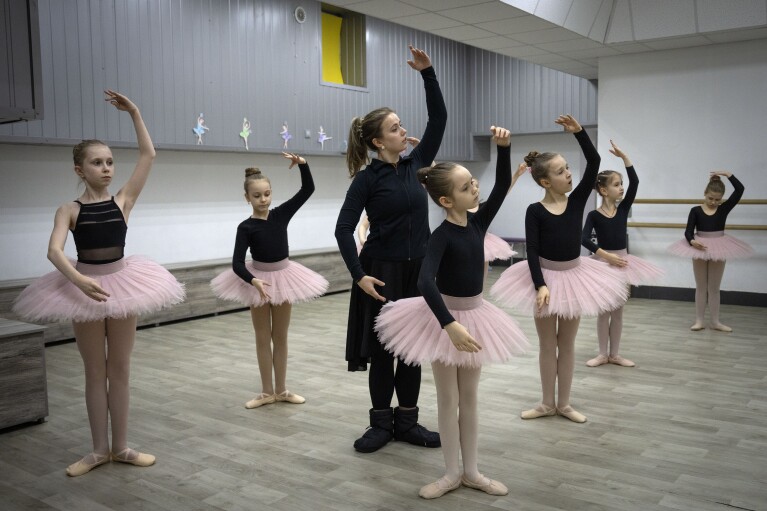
left=280, top=122, right=292, bottom=149
left=193, top=113, right=209, bottom=145
left=317, top=125, right=332, bottom=150
left=240, top=118, right=251, bottom=150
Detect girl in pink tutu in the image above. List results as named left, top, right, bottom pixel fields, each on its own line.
left=581, top=140, right=664, bottom=368
left=490, top=115, right=629, bottom=423
left=376, top=126, right=529, bottom=499
left=13, top=91, right=185, bottom=476
left=211, top=153, right=328, bottom=408
left=668, top=172, right=752, bottom=331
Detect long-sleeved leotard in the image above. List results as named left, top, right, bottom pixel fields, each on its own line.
left=526, top=130, right=600, bottom=289
left=581, top=165, right=637, bottom=253
left=334, top=66, right=447, bottom=282
left=418, top=146, right=511, bottom=327
left=581, top=165, right=663, bottom=285
left=684, top=175, right=743, bottom=243
left=233, top=163, right=314, bottom=283
left=375, top=145, right=528, bottom=367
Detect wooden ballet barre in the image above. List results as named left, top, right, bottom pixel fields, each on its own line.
left=627, top=222, right=767, bottom=230
left=633, top=199, right=767, bottom=205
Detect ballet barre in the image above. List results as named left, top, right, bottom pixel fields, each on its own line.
left=627, top=222, right=766, bottom=230
left=633, top=199, right=767, bottom=205
left=628, top=199, right=766, bottom=230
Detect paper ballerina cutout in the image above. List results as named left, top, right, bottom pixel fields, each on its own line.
left=240, top=118, right=251, bottom=150
left=317, top=125, right=332, bottom=150
left=280, top=122, right=292, bottom=149
left=193, top=113, right=209, bottom=145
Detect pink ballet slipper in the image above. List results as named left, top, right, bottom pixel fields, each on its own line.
left=557, top=405, right=587, bottom=423
left=608, top=355, right=635, bottom=367
left=110, top=448, right=155, bottom=467
left=521, top=404, right=556, bottom=419
left=419, top=476, right=461, bottom=499
left=711, top=323, right=732, bottom=332
left=586, top=354, right=609, bottom=367
left=461, top=474, right=508, bottom=496
left=66, top=452, right=110, bottom=477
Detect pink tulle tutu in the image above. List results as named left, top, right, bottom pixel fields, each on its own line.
left=592, top=249, right=664, bottom=286
left=374, top=294, right=529, bottom=368
left=490, top=257, right=629, bottom=319
left=211, top=258, right=328, bottom=307
left=668, top=231, right=754, bottom=261
left=484, top=233, right=517, bottom=262
left=12, top=256, right=185, bottom=323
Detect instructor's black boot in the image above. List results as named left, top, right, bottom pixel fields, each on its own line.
left=353, top=408, right=394, bottom=453
left=394, top=406, right=440, bottom=448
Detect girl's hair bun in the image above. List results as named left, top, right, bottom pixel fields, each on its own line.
left=524, top=151, right=540, bottom=167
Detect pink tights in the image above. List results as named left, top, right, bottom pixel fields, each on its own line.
left=692, top=259, right=728, bottom=329
left=596, top=306, right=623, bottom=357
left=431, top=362, right=482, bottom=482
left=250, top=303, right=293, bottom=395
left=534, top=315, right=580, bottom=408
left=73, top=316, right=137, bottom=456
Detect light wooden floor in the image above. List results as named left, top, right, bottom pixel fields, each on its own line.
left=1, top=270, right=766, bottom=511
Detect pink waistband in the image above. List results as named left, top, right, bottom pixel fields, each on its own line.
left=696, top=231, right=724, bottom=238
left=250, top=258, right=290, bottom=271
left=76, top=258, right=127, bottom=276
left=539, top=257, right=580, bottom=271
left=442, top=293, right=482, bottom=311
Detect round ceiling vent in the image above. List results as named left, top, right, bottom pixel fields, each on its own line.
left=294, top=6, right=307, bottom=24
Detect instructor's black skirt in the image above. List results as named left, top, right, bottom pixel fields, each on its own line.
left=345, top=254, right=422, bottom=371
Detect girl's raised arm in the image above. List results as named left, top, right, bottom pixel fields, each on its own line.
left=110, top=90, right=156, bottom=217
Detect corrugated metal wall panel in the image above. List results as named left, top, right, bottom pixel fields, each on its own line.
left=468, top=47, right=598, bottom=136
left=0, top=0, right=596, bottom=161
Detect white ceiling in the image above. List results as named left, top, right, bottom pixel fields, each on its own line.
left=320, top=0, right=767, bottom=79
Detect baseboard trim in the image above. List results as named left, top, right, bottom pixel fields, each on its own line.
left=630, top=286, right=766, bottom=307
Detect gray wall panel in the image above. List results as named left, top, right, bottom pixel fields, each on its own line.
left=0, top=1, right=8, bottom=107
left=0, top=0, right=596, bottom=161
left=1, top=0, right=43, bottom=123
left=468, top=47, right=598, bottom=135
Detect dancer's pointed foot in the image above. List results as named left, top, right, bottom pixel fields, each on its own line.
left=690, top=322, right=705, bottom=331
left=245, top=393, right=276, bottom=409
left=521, top=403, right=556, bottom=420
left=419, top=475, right=461, bottom=499
left=608, top=355, right=635, bottom=367
left=111, top=448, right=155, bottom=467
left=711, top=323, right=732, bottom=332
left=66, top=452, right=110, bottom=477
left=586, top=354, right=609, bottom=367
left=557, top=405, right=587, bottom=423
left=275, top=390, right=305, bottom=404
left=461, top=474, right=509, bottom=496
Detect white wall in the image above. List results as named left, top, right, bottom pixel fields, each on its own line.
left=0, top=144, right=348, bottom=280
left=462, top=130, right=595, bottom=246
left=598, top=39, right=767, bottom=294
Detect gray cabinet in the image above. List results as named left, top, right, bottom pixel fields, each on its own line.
left=0, top=319, right=48, bottom=429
